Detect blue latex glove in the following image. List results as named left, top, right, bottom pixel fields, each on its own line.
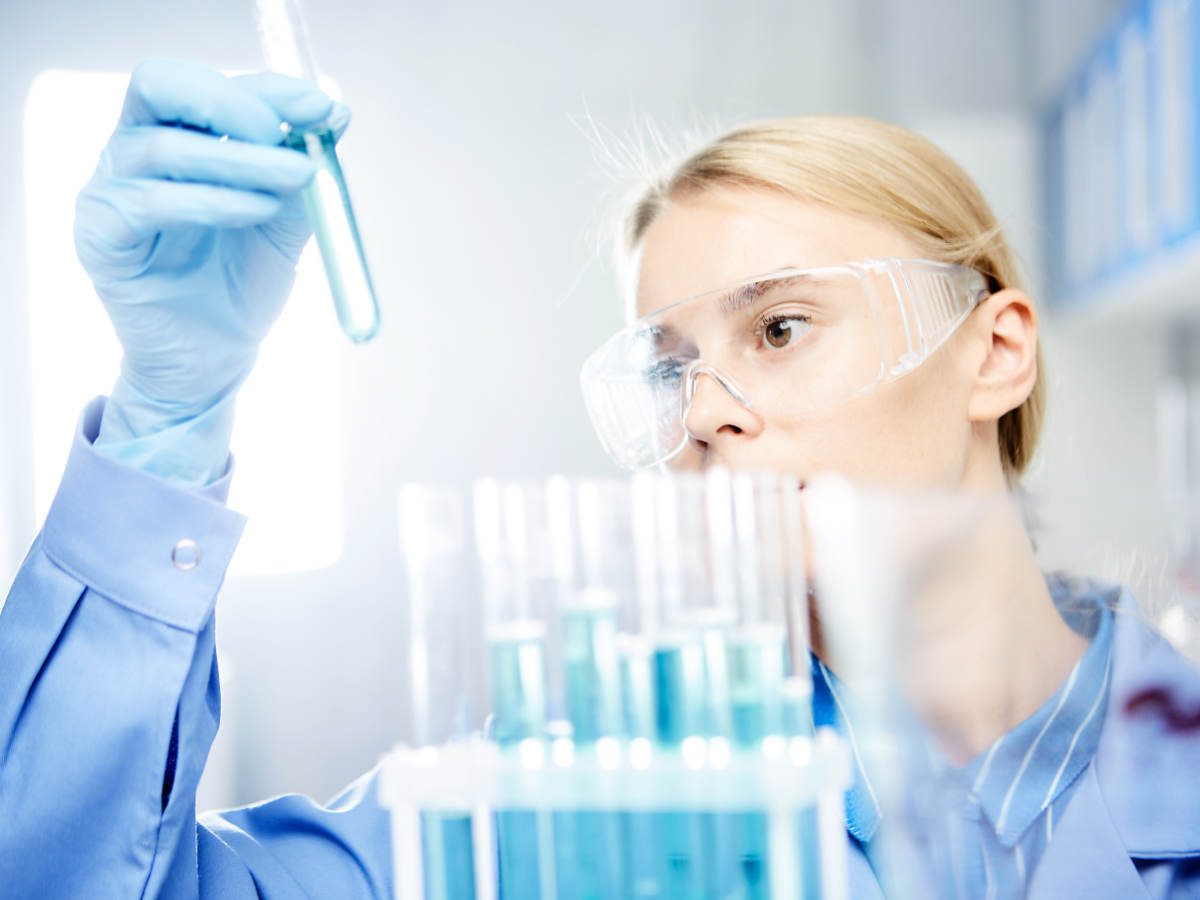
left=75, top=58, right=349, bottom=486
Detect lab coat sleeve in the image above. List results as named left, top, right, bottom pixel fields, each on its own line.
left=0, top=398, right=393, bottom=899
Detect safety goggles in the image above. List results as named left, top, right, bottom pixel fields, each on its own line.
left=581, top=258, right=990, bottom=470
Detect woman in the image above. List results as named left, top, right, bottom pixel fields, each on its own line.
left=1, top=60, right=1197, bottom=898
left=583, top=118, right=1200, bottom=897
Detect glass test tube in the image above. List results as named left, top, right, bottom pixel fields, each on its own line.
left=475, top=481, right=548, bottom=743
left=473, top=480, right=556, bottom=899
left=779, top=476, right=821, bottom=895
left=398, top=485, right=478, bottom=900
left=553, top=480, right=625, bottom=900
left=708, top=470, right=769, bottom=899
left=650, top=476, right=709, bottom=899
left=780, top=475, right=815, bottom=706
left=619, top=473, right=664, bottom=898
left=254, top=0, right=381, bottom=342
left=729, top=474, right=790, bottom=744
left=561, top=592, right=622, bottom=742
left=568, top=481, right=626, bottom=742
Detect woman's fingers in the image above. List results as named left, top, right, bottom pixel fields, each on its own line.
left=327, top=102, right=351, bottom=142
left=120, top=59, right=336, bottom=145
left=91, top=60, right=351, bottom=255
left=106, top=125, right=315, bottom=195
left=232, top=70, right=335, bottom=130
left=77, top=178, right=286, bottom=252
left=120, top=59, right=284, bottom=144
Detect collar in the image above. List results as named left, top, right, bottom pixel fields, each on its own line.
left=961, top=577, right=1114, bottom=847
left=810, top=573, right=1118, bottom=848
left=810, top=656, right=883, bottom=843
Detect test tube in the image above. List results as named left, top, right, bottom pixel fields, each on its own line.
left=473, top=480, right=556, bottom=899
left=618, top=473, right=665, bottom=898
left=254, top=0, right=382, bottom=342
left=720, top=475, right=787, bottom=897
left=567, top=482, right=626, bottom=742
left=553, top=481, right=628, bottom=900
left=397, top=485, right=478, bottom=900
left=778, top=476, right=822, bottom=896
left=780, top=475, right=814, bottom=701
left=729, top=474, right=790, bottom=744
left=648, top=476, right=709, bottom=898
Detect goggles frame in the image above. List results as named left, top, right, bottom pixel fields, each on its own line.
left=581, top=258, right=991, bottom=470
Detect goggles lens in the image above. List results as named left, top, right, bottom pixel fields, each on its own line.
left=581, top=259, right=989, bottom=470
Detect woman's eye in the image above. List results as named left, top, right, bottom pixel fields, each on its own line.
left=761, top=316, right=810, bottom=349
left=647, top=358, right=686, bottom=386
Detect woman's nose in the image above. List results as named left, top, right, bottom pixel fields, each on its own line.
left=681, top=364, right=764, bottom=453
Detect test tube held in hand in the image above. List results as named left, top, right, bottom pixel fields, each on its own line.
left=254, top=0, right=381, bottom=343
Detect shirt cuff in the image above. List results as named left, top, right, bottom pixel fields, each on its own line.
left=41, top=397, right=247, bottom=633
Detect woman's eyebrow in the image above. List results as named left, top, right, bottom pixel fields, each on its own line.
left=716, top=272, right=818, bottom=314
left=647, top=322, right=681, bottom=350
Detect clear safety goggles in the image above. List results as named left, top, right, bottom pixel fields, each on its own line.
left=581, top=258, right=991, bottom=470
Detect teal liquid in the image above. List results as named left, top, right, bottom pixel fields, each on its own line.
left=552, top=808, right=624, bottom=900
left=488, top=624, right=554, bottom=898
left=617, top=639, right=661, bottom=897
left=420, top=811, right=476, bottom=900
left=795, top=807, right=821, bottom=899
left=618, top=810, right=661, bottom=898
left=780, top=676, right=819, bottom=897
left=488, top=623, right=548, bottom=744
left=727, top=626, right=787, bottom=747
left=562, top=603, right=622, bottom=742
left=693, top=622, right=736, bottom=898
left=285, top=127, right=381, bottom=343
left=652, top=637, right=707, bottom=898
left=693, top=620, right=761, bottom=900
left=617, top=638, right=656, bottom=740
left=781, top=675, right=815, bottom=739
left=653, top=638, right=706, bottom=743
left=558, top=603, right=624, bottom=898
left=725, top=626, right=789, bottom=900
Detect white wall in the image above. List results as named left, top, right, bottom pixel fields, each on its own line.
left=4, top=0, right=1178, bottom=810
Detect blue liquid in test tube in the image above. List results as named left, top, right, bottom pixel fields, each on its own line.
left=727, top=625, right=790, bottom=899
left=488, top=622, right=556, bottom=899
left=255, top=0, right=381, bottom=343
left=652, top=634, right=708, bottom=899
left=616, top=636, right=660, bottom=898
left=284, top=127, right=381, bottom=342
left=562, top=598, right=623, bottom=742
left=421, top=811, right=477, bottom=900
left=557, top=598, right=625, bottom=899
left=782, top=674, right=822, bottom=896
left=687, top=612, right=740, bottom=898
left=728, top=626, right=787, bottom=744
left=398, top=481, right=477, bottom=900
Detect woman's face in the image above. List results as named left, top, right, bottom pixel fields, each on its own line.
left=634, top=185, right=991, bottom=490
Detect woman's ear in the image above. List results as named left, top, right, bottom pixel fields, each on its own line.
left=967, top=289, right=1038, bottom=423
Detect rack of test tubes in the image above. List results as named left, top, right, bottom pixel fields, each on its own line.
left=378, top=470, right=854, bottom=900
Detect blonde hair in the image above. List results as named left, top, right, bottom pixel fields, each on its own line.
left=620, top=115, right=1045, bottom=481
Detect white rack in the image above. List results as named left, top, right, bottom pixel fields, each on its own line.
left=377, top=727, right=853, bottom=900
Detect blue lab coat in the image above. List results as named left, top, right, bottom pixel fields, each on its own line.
left=1, top=398, right=1198, bottom=898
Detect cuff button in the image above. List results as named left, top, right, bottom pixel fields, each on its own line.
left=172, top=539, right=202, bottom=571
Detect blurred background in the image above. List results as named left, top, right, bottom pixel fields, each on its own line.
left=1, top=0, right=1196, bottom=809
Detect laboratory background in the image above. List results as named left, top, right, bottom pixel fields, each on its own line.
left=0, top=0, right=1194, bottom=813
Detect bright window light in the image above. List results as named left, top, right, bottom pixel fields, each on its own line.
left=23, top=70, right=344, bottom=576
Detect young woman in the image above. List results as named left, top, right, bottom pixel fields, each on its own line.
left=1, top=59, right=1197, bottom=899
left=582, top=117, right=1200, bottom=897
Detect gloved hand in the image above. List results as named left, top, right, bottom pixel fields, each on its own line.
left=75, top=58, right=349, bottom=486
